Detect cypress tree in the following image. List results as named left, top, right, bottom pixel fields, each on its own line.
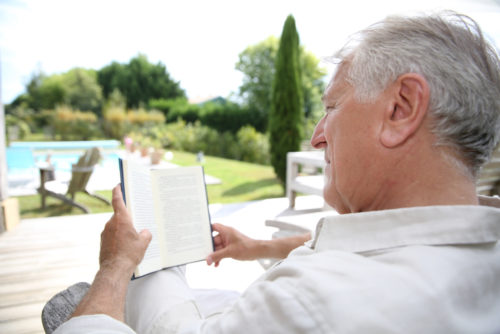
left=269, top=15, right=303, bottom=188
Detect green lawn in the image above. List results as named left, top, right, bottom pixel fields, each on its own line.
left=17, top=150, right=284, bottom=219
left=18, top=190, right=114, bottom=219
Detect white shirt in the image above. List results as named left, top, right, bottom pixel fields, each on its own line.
left=55, top=201, right=500, bottom=334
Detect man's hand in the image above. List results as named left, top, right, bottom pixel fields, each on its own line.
left=206, top=223, right=312, bottom=267
left=206, top=223, right=260, bottom=266
left=71, top=185, right=151, bottom=321
left=100, top=185, right=152, bottom=275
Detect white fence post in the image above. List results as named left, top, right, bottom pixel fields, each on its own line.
left=0, top=56, right=7, bottom=232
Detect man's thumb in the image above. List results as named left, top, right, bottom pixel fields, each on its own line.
left=139, top=229, right=152, bottom=247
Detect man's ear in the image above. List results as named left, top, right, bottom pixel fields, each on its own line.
left=380, top=73, right=430, bottom=148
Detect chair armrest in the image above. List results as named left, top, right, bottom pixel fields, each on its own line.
left=71, top=166, right=95, bottom=173
left=38, top=166, right=56, bottom=187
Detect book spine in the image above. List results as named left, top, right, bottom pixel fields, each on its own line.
left=118, top=158, right=134, bottom=280
left=201, top=166, right=215, bottom=252
left=118, top=158, right=126, bottom=205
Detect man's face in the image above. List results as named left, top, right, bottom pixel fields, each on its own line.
left=310, top=66, right=387, bottom=213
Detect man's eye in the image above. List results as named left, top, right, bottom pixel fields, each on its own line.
left=325, top=106, right=337, bottom=114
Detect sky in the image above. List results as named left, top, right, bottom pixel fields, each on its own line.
left=1, top=0, right=499, bottom=105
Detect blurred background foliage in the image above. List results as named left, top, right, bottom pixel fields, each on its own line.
left=5, top=27, right=326, bottom=166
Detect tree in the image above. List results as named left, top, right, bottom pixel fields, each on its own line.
left=25, top=71, right=65, bottom=111
left=236, top=35, right=326, bottom=129
left=98, top=54, right=185, bottom=109
left=236, top=36, right=278, bottom=125
left=97, top=61, right=125, bottom=100
left=106, top=88, right=127, bottom=109
left=22, top=69, right=103, bottom=115
left=300, top=51, right=326, bottom=119
left=269, top=15, right=303, bottom=186
left=62, top=68, right=103, bottom=115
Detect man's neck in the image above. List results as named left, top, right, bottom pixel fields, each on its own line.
left=360, top=146, right=479, bottom=212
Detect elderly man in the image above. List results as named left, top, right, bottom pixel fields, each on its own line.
left=54, top=12, right=500, bottom=333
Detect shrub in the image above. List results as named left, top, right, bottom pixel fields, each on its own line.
left=103, top=107, right=166, bottom=140
left=150, top=98, right=267, bottom=135
left=102, top=106, right=130, bottom=139
left=200, top=102, right=267, bottom=133
left=167, top=120, right=217, bottom=153
left=52, top=106, right=99, bottom=140
left=5, top=114, right=31, bottom=142
left=166, top=103, right=201, bottom=124
left=128, top=108, right=165, bottom=126
left=132, top=121, right=269, bottom=165
left=236, top=126, right=270, bottom=164
left=149, top=97, right=188, bottom=117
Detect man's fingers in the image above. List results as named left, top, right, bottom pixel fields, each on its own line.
left=112, top=185, right=127, bottom=213
left=211, top=223, right=227, bottom=234
left=206, top=248, right=230, bottom=266
left=212, top=223, right=222, bottom=231
left=213, top=234, right=223, bottom=247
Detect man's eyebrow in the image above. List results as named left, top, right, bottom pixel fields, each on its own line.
left=322, top=90, right=337, bottom=105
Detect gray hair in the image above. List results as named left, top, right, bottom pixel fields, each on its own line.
left=332, top=12, right=500, bottom=177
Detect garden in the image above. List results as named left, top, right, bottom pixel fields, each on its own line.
left=4, top=15, right=327, bottom=219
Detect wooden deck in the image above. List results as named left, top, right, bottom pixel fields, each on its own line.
left=0, top=195, right=326, bottom=333
left=0, top=213, right=108, bottom=333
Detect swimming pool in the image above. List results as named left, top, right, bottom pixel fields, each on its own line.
left=7, top=140, right=121, bottom=171
left=6, top=150, right=120, bottom=173
left=36, top=152, right=120, bottom=171
left=10, top=140, right=120, bottom=151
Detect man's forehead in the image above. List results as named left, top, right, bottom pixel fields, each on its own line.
left=322, top=65, right=349, bottom=103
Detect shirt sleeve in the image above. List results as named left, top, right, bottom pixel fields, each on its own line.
left=53, top=315, right=136, bottom=334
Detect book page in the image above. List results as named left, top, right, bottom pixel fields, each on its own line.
left=151, top=166, right=213, bottom=268
left=123, top=160, right=162, bottom=276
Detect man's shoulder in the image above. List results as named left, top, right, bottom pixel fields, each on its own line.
left=254, top=242, right=500, bottom=332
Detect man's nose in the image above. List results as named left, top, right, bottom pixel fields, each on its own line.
left=310, top=115, right=326, bottom=149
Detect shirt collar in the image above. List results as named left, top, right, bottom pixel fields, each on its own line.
left=311, top=198, right=500, bottom=253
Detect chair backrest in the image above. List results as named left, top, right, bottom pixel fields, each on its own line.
left=67, top=147, right=102, bottom=196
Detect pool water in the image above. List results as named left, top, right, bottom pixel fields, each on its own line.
left=7, top=140, right=121, bottom=173
left=10, top=140, right=120, bottom=150
left=6, top=149, right=120, bottom=174
left=35, top=153, right=120, bottom=172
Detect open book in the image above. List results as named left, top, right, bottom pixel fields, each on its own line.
left=119, top=159, right=214, bottom=278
